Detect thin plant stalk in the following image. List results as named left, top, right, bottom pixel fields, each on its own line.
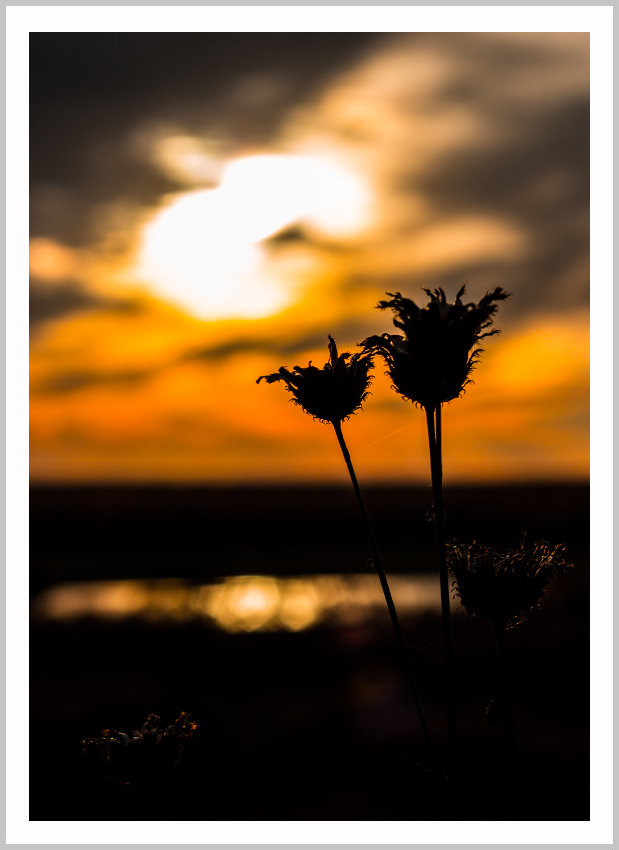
left=425, top=404, right=458, bottom=799
left=332, top=419, right=440, bottom=775
left=493, top=623, right=522, bottom=809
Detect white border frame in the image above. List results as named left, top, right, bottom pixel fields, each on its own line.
left=7, top=7, right=613, bottom=845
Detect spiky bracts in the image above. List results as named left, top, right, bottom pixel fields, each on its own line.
left=361, top=286, right=509, bottom=409
left=447, top=538, right=571, bottom=630
left=82, top=712, right=198, bottom=790
left=257, top=335, right=374, bottom=424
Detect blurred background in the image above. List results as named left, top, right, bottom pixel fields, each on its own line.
left=30, top=32, right=589, bottom=821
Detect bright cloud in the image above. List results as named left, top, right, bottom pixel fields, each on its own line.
left=136, top=153, right=372, bottom=319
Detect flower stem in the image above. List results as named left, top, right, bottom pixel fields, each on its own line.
left=425, top=404, right=458, bottom=802
left=332, top=419, right=439, bottom=774
left=493, top=623, right=522, bottom=811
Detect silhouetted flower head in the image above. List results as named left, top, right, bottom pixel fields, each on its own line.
left=256, top=335, right=374, bottom=424
left=447, top=538, right=571, bottom=630
left=361, top=286, right=509, bottom=409
left=82, top=712, right=198, bottom=790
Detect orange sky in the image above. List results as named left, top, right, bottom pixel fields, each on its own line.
left=29, top=33, right=589, bottom=484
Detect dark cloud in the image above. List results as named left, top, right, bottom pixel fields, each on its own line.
left=362, top=34, right=590, bottom=317
left=34, top=323, right=374, bottom=395
left=35, top=368, right=151, bottom=394
left=264, top=225, right=312, bottom=248
left=29, top=279, right=114, bottom=328
left=30, top=279, right=142, bottom=329
left=415, top=99, right=589, bottom=218
left=30, top=33, right=383, bottom=109
left=185, top=321, right=374, bottom=363
left=30, top=33, right=589, bottom=326
left=413, top=95, right=589, bottom=310
left=30, top=33, right=383, bottom=245
left=187, top=338, right=268, bottom=361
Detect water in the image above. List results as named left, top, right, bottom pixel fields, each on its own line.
left=32, top=572, right=444, bottom=632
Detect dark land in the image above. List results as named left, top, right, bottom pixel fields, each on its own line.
left=30, top=483, right=589, bottom=821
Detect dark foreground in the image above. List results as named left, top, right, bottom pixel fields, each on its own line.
left=30, top=484, right=589, bottom=821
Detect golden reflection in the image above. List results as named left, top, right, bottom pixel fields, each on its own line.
left=38, top=580, right=151, bottom=619
left=278, top=579, right=321, bottom=631
left=32, top=574, right=442, bottom=631
left=203, top=576, right=281, bottom=633
left=142, top=580, right=193, bottom=621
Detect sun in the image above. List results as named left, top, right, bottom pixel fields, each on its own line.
left=135, top=153, right=371, bottom=320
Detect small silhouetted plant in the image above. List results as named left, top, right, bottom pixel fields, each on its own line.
left=448, top=537, right=572, bottom=807
left=258, top=336, right=441, bottom=779
left=82, top=712, right=198, bottom=801
left=361, top=285, right=509, bottom=801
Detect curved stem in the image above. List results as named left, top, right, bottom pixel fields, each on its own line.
left=332, top=419, right=440, bottom=774
left=425, top=404, right=458, bottom=802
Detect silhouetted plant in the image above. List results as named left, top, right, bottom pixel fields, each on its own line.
left=258, top=336, right=441, bottom=779
left=82, top=712, right=198, bottom=795
left=361, top=285, right=509, bottom=804
left=361, top=286, right=509, bottom=410
left=447, top=538, right=570, bottom=629
left=257, top=334, right=373, bottom=424
left=448, top=538, right=572, bottom=807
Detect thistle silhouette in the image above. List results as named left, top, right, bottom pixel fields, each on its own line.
left=361, top=285, right=509, bottom=805
left=447, top=538, right=571, bottom=630
left=257, top=335, right=373, bottom=424
left=258, top=336, right=440, bottom=778
left=361, top=286, right=509, bottom=409
left=82, top=712, right=198, bottom=795
left=448, top=538, right=572, bottom=808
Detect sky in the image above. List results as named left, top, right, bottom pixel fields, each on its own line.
left=29, top=31, right=590, bottom=485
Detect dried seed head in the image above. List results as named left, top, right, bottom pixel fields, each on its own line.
left=82, top=712, right=198, bottom=790
left=361, top=286, right=509, bottom=409
left=257, top=335, right=374, bottom=424
left=447, top=538, right=572, bottom=630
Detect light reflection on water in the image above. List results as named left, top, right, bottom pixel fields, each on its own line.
left=32, top=574, right=444, bottom=633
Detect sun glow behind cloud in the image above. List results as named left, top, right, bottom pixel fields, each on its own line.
left=136, top=153, right=372, bottom=319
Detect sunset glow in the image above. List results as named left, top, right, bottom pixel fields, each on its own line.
left=29, top=32, right=590, bottom=485
left=136, top=154, right=371, bottom=319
